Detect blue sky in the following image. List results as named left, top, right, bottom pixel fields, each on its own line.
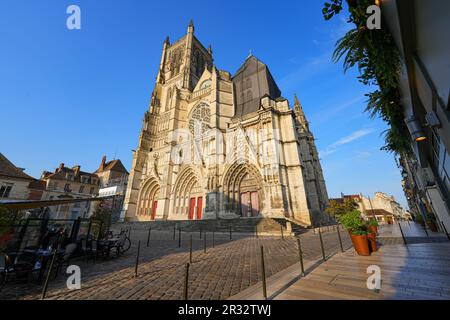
left=0, top=0, right=407, bottom=207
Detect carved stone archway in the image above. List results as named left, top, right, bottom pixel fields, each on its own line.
left=222, top=163, right=265, bottom=217
left=138, top=177, right=160, bottom=220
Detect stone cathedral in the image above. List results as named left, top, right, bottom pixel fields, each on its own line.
left=123, top=22, right=329, bottom=226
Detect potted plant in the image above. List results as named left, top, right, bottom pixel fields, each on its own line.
left=367, top=218, right=378, bottom=235
left=366, top=222, right=378, bottom=252
left=415, top=213, right=425, bottom=226
left=426, top=213, right=438, bottom=232
left=338, top=210, right=370, bottom=256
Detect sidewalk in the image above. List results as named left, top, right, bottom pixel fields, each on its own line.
left=231, top=223, right=450, bottom=300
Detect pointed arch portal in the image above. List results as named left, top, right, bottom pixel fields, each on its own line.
left=222, top=163, right=264, bottom=217
left=138, top=177, right=160, bottom=220
left=173, top=167, right=203, bottom=220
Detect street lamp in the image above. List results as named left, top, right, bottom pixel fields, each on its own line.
left=405, top=116, right=427, bottom=142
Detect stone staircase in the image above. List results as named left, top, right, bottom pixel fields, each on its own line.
left=111, top=217, right=310, bottom=236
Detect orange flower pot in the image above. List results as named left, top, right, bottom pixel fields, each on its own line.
left=367, top=232, right=377, bottom=252
left=368, top=225, right=378, bottom=235
left=350, top=233, right=370, bottom=256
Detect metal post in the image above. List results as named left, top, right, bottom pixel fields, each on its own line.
left=423, top=221, right=429, bottom=237
left=173, top=226, right=176, bottom=240
left=229, top=227, right=232, bottom=240
left=260, top=246, right=267, bottom=300
left=128, top=227, right=132, bottom=241
left=189, top=235, right=193, bottom=263
left=203, top=233, right=207, bottom=253
left=318, top=225, right=326, bottom=261
left=41, top=250, right=58, bottom=299
left=280, top=225, right=284, bottom=240
left=183, top=263, right=190, bottom=300
left=296, top=237, right=305, bottom=276
left=178, top=228, right=182, bottom=248
left=336, top=224, right=344, bottom=252
left=255, top=226, right=258, bottom=238
left=397, top=221, right=407, bottom=246
left=407, top=219, right=411, bottom=228
left=212, top=230, right=215, bottom=248
left=134, top=240, right=141, bottom=277
left=146, top=226, right=152, bottom=247
left=200, top=226, right=202, bottom=239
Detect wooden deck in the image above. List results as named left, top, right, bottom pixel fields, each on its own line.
left=274, top=243, right=450, bottom=300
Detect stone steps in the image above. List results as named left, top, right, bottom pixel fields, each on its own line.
left=111, top=217, right=309, bottom=236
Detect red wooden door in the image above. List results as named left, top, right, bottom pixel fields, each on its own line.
left=196, top=197, right=203, bottom=220
left=240, top=192, right=250, bottom=217
left=251, top=192, right=259, bottom=216
left=189, top=197, right=196, bottom=220
left=151, top=201, right=158, bottom=220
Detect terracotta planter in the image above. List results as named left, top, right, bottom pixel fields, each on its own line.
left=367, top=232, right=377, bottom=252
left=350, top=233, right=370, bottom=256
left=427, top=221, right=438, bottom=232
left=368, top=225, right=378, bottom=235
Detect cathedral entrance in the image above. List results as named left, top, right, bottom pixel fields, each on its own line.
left=138, top=177, right=160, bottom=220
left=223, top=163, right=263, bottom=217
left=173, top=167, right=204, bottom=220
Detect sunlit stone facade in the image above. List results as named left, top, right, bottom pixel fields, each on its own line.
left=123, top=22, right=329, bottom=226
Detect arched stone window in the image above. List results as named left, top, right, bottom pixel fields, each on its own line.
left=189, top=102, right=211, bottom=138
left=199, top=80, right=211, bottom=90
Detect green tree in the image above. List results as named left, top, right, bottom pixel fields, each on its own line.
left=322, top=0, right=412, bottom=156
left=90, top=207, right=112, bottom=239
left=325, top=199, right=358, bottom=217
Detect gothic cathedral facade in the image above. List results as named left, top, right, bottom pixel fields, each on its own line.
left=123, top=22, right=329, bottom=226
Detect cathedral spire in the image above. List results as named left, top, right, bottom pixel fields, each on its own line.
left=294, top=94, right=309, bottom=132
left=188, top=19, right=195, bottom=34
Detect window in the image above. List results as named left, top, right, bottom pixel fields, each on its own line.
left=199, top=80, right=211, bottom=90
left=89, top=187, right=95, bottom=194
left=189, top=102, right=211, bottom=137
left=79, top=186, right=84, bottom=194
left=64, top=183, right=71, bottom=192
left=0, top=183, right=13, bottom=198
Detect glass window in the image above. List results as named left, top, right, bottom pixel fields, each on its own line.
left=0, top=183, right=13, bottom=198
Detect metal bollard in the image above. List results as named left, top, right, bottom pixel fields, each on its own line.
left=422, top=221, right=429, bottom=237
left=397, top=221, right=407, bottom=246
left=204, top=232, right=207, bottom=253
left=173, top=226, right=176, bottom=240
left=212, top=230, right=215, bottom=248
left=183, top=263, right=190, bottom=300
left=336, top=224, right=344, bottom=252
left=134, top=240, right=141, bottom=277
left=128, top=228, right=132, bottom=241
left=296, top=237, right=305, bottom=276
left=146, top=226, right=152, bottom=247
left=200, top=227, right=202, bottom=239
left=260, top=246, right=267, bottom=300
left=318, top=226, right=326, bottom=261
left=229, top=227, right=232, bottom=240
left=280, top=225, right=284, bottom=240
left=41, top=250, right=58, bottom=299
left=178, top=228, right=182, bottom=248
left=189, top=235, right=193, bottom=263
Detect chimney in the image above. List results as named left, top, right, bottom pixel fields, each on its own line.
left=73, top=165, right=81, bottom=176
left=99, top=155, right=107, bottom=171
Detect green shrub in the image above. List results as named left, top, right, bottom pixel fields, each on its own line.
left=338, top=210, right=365, bottom=234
